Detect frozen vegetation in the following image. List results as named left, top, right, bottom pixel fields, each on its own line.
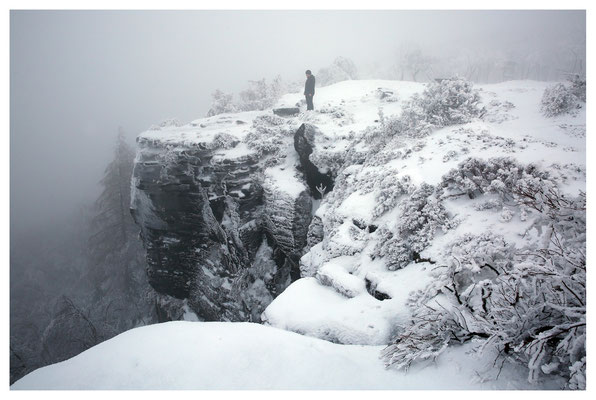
left=13, top=76, right=585, bottom=390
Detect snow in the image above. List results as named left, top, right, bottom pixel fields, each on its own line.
left=336, top=190, right=376, bottom=223
left=263, top=254, right=434, bottom=346
left=46, top=78, right=583, bottom=390
left=139, top=110, right=264, bottom=149
left=264, top=79, right=585, bottom=357
left=263, top=142, right=306, bottom=199
left=11, top=321, right=554, bottom=390
left=133, top=80, right=584, bottom=358
left=262, top=277, right=391, bottom=345
left=211, top=141, right=255, bottom=161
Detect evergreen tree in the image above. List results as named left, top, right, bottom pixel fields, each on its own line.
left=87, top=129, right=154, bottom=335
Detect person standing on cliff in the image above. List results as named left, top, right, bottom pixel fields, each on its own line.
left=304, top=70, right=316, bottom=111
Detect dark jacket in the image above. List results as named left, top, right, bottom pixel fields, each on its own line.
left=304, top=75, right=316, bottom=96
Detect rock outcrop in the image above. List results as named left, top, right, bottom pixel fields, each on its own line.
left=273, top=107, right=300, bottom=116
left=130, top=117, right=320, bottom=321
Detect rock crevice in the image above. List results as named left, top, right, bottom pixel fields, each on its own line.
left=294, top=123, right=335, bottom=199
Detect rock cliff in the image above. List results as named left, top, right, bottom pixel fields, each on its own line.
left=130, top=115, right=325, bottom=321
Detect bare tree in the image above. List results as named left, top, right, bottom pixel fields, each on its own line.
left=395, top=45, right=434, bottom=82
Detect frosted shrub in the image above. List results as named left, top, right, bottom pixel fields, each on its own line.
left=420, top=77, right=484, bottom=126
left=238, top=76, right=285, bottom=112
left=374, top=183, right=453, bottom=270
left=363, top=146, right=404, bottom=167
left=254, top=114, right=287, bottom=126
left=540, top=82, right=583, bottom=117
left=206, top=90, right=238, bottom=117
left=374, top=231, right=412, bottom=271
left=384, top=99, right=434, bottom=139
left=373, top=173, right=413, bottom=217
left=439, top=157, right=550, bottom=200
left=207, top=76, right=287, bottom=116
left=474, top=198, right=502, bottom=211
left=383, top=178, right=586, bottom=389
left=317, top=56, right=358, bottom=86
left=383, top=77, right=484, bottom=139
left=569, top=75, right=586, bottom=103
left=381, top=232, right=515, bottom=368
left=317, top=104, right=355, bottom=127
left=499, top=206, right=514, bottom=222
left=209, top=132, right=238, bottom=150
left=243, top=115, right=293, bottom=156
left=375, top=88, right=399, bottom=102
left=310, top=150, right=346, bottom=175
left=484, top=99, right=516, bottom=124
left=395, top=183, right=453, bottom=252
left=317, top=168, right=357, bottom=213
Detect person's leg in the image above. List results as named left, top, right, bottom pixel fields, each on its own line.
left=306, top=95, right=313, bottom=110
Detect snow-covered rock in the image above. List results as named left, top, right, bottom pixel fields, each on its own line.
left=125, top=78, right=583, bottom=388
left=261, top=79, right=585, bottom=353
left=131, top=111, right=314, bottom=321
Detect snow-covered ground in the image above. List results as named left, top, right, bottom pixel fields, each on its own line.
left=14, top=79, right=584, bottom=389
left=12, top=321, right=557, bottom=390
left=261, top=79, right=585, bottom=346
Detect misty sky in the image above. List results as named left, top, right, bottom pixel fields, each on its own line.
left=10, top=10, right=585, bottom=233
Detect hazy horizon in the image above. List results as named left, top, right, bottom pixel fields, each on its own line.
left=10, top=10, right=585, bottom=233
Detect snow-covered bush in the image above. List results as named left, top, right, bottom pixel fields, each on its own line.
left=541, top=84, right=577, bottom=117
left=310, top=149, right=346, bottom=176
left=569, top=75, right=586, bottom=103
left=381, top=232, right=515, bottom=368
left=317, top=104, right=355, bottom=126
left=243, top=115, right=293, bottom=156
left=373, top=173, right=413, bottom=217
left=540, top=78, right=585, bottom=117
left=382, top=169, right=586, bottom=389
left=419, top=77, right=484, bottom=126
left=206, top=90, right=238, bottom=117
left=322, top=222, right=369, bottom=259
left=383, top=77, right=484, bottom=139
left=238, top=76, right=286, bottom=112
left=317, top=56, right=359, bottom=87
left=374, top=230, right=412, bottom=272
left=373, top=183, right=454, bottom=270
left=209, top=132, right=238, bottom=150
left=483, top=99, right=516, bottom=123
left=363, top=146, right=405, bottom=167
left=206, top=76, right=287, bottom=116
left=438, top=157, right=550, bottom=200
left=395, top=183, right=454, bottom=252
left=384, top=101, right=434, bottom=139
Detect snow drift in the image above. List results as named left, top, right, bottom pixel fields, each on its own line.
left=12, top=321, right=557, bottom=390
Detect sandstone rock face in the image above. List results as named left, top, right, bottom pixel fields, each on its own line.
left=131, top=119, right=317, bottom=321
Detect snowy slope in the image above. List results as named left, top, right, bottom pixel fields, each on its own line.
left=11, top=321, right=556, bottom=390
left=262, top=79, right=586, bottom=346
left=14, top=79, right=583, bottom=389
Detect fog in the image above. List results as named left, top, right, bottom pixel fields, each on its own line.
left=10, top=10, right=585, bottom=233
left=8, top=9, right=587, bottom=385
